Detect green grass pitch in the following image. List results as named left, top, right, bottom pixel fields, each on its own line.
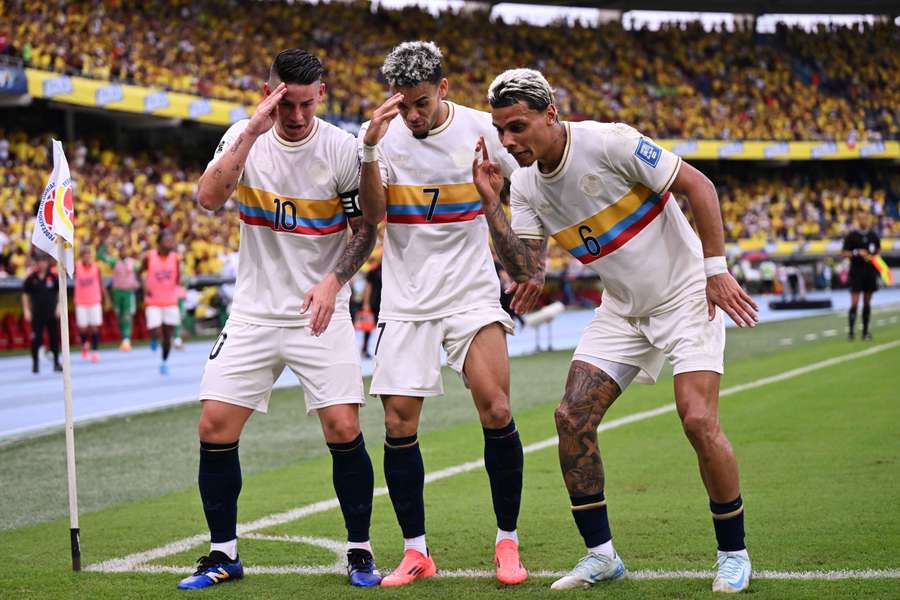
left=2, top=307, right=899, bottom=598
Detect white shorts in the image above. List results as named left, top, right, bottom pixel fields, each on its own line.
left=199, top=318, right=364, bottom=414
left=573, top=295, right=725, bottom=389
left=75, top=304, right=103, bottom=328
left=369, top=305, right=514, bottom=398
left=145, top=305, right=181, bottom=329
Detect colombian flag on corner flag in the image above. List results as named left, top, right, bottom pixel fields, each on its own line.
left=869, top=255, right=893, bottom=286
left=31, top=139, right=76, bottom=276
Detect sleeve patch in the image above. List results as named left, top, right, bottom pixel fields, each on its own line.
left=634, top=138, right=662, bottom=168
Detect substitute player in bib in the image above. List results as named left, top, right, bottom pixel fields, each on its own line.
left=177, top=49, right=380, bottom=590
left=359, top=41, right=527, bottom=586
left=474, top=69, right=758, bottom=593
left=143, top=230, right=181, bottom=375
left=74, top=245, right=109, bottom=363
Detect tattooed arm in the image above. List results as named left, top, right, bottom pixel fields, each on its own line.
left=197, top=83, right=288, bottom=211
left=555, top=360, right=623, bottom=496
left=473, top=136, right=547, bottom=313
left=301, top=215, right=376, bottom=336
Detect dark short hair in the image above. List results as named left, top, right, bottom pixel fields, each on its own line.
left=270, top=49, right=325, bottom=85
left=157, top=229, right=173, bottom=245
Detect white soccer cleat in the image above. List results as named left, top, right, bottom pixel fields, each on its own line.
left=712, top=550, right=751, bottom=593
left=550, top=552, right=626, bottom=590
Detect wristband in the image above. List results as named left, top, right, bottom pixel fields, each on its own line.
left=704, top=256, right=728, bottom=278
left=362, top=144, right=379, bottom=163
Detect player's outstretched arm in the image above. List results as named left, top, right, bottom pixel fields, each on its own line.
left=301, top=216, right=376, bottom=336
left=358, top=93, right=403, bottom=225
left=670, top=161, right=758, bottom=328
left=197, top=82, right=287, bottom=211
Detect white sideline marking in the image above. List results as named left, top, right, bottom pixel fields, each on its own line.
left=804, top=333, right=819, bottom=341
left=822, top=329, right=838, bottom=337
left=86, top=340, right=900, bottom=576
left=135, top=565, right=900, bottom=580
left=779, top=338, right=794, bottom=345
left=876, top=319, right=886, bottom=326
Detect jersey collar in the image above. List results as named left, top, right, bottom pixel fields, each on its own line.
left=538, top=122, right=572, bottom=182
left=272, top=118, right=320, bottom=150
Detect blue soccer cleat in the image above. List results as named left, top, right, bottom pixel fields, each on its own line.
left=177, top=551, right=243, bottom=589
left=160, top=362, right=169, bottom=375
left=347, top=548, right=382, bottom=587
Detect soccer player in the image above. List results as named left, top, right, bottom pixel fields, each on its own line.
left=358, top=41, right=528, bottom=586
left=473, top=68, right=758, bottom=593
left=842, top=211, right=881, bottom=340
left=74, top=245, right=108, bottom=363
left=109, top=242, right=139, bottom=352
left=177, top=49, right=380, bottom=590
left=142, top=230, right=181, bottom=374
left=22, top=251, right=62, bottom=373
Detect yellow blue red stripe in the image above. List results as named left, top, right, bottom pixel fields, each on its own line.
left=386, top=182, right=482, bottom=224
left=237, top=185, right=346, bottom=235
left=553, top=185, right=669, bottom=264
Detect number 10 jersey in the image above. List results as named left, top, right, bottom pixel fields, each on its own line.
left=207, top=118, right=360, bottom=326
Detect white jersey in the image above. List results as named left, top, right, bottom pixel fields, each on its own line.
left=207, top=118, right=360, bottom=326
left=511, top=121, right=705, bottom=318
left=360, top=101, right=518, bottom=321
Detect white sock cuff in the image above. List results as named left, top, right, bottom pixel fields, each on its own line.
left=210, top=538, right=238, bottom=560
left=496, top=529, right=519, bottom=545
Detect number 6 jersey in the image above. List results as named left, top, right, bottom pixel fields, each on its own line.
left=359, top=101, right=518, bottom=321
left=206, top=118, right=360, bottom=326
left=510, top=121, right=706, bottom=318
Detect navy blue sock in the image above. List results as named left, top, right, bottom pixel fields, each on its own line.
left=862, top=305, right=871, bottom=334
left=91, top=333, right=99, bottom=350
left=198, top=440, right=242, bottom=543
left=328, top=433, right=374, bottom=543
left=711, top=495, right=746, bottom=552
left=384, top=433, right=425, bottom=538
left=483, top=419, right=523, bottom=532
left=571, top=492, right=612, bottom=547
left=849, top=306, right=857, bottom=334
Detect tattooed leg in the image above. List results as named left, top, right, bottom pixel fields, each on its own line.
left=554, top=360, right=622, bottom=497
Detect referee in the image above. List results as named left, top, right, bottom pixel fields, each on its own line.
left=842, top=211, right=881, bottom=340
left=22, top=251, right=62, bottom=373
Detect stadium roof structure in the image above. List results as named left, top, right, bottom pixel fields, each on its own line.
left=485, top=0, right=900, bottom=15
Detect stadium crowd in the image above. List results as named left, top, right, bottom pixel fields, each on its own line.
left=1, top=132, right=897, bottom=281
left=2, top=0, right=897, bottom=141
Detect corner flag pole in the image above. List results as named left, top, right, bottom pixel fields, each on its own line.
left=57, top=235, right=81, bottom=571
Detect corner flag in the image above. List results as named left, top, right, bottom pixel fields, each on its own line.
left=30, top=138, right=81, bottom=571
left=32, top=139, right=75, bottom=276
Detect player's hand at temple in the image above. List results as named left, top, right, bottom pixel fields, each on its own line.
left=364, top=93, right=403, bottom=146
left=706, top=272, right=758, bottom=328
left=301, top=273, right=342, bottom=336
left=246, top=82, right=287, bottom=138
left=472, top=136, right=504, bottom=206
left=507, top=270, right=545, bottom=314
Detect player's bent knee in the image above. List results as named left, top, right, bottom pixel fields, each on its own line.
left=322, top=420, right=360, bottom=444
left=478, top=401, right=511, bottom=429
left=680, top=412, right=720, bottom=449
left=198, top=400, right=245, bottom=442
left=383, top=412, right=417, bottom=438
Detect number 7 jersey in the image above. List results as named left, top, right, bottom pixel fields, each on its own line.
left=360, top=101, right=519, bottom=320
left=510, top=121, right=706, bottom=318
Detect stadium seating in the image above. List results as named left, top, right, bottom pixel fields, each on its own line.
left=3, top=1, right=897, bottom=141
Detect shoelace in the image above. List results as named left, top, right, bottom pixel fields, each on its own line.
left=714, top=555, right=745, bottom=580
left=573, top=552, right=607, bottom=576
left=347, top=549, right=374, bottom=572
left=192, top=555, right=220, bottom=576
